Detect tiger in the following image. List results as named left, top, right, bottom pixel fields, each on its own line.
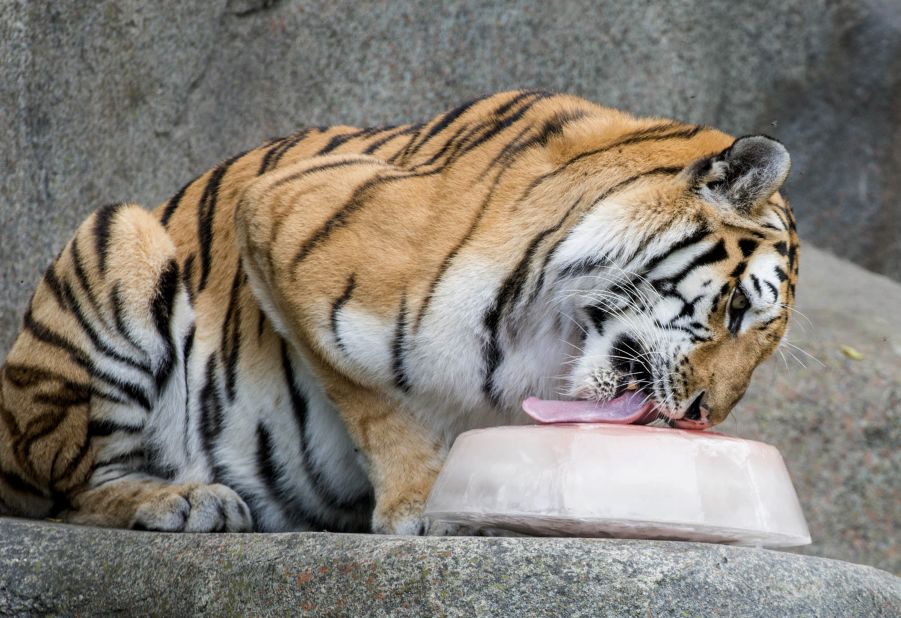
left=0, top=90, right=799, bottom=534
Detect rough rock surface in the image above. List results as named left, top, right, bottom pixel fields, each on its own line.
left=1, top=0, right=899, bottom=574
left=0, top=517, right=898, bottom=616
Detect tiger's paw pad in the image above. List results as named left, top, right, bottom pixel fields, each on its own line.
left=131, top=484, right=252, bottom=532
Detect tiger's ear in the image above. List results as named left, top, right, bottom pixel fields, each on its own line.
left=691, top=135, right=791, bottom=213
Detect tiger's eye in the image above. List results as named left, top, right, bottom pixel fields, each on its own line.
left=730, top=288, right=749, bottom=311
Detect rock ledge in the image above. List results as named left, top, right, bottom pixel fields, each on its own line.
left=0, top=517, right=898, bottom=616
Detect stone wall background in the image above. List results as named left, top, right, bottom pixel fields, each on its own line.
left=1, top=0, right=899, bottom=573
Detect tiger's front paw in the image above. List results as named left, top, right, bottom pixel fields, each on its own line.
left=131, top=483, right=253, bottom=532
left=371, top=496, right=427, bottom=535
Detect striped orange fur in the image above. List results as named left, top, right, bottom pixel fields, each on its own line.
left=0, top=91, right=799, bottom=532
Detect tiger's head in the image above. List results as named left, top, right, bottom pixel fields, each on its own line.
left=540, top=131, right=798, bottom=428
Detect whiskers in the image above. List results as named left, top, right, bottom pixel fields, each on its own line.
left=777, top=337, right=824, bottom=369
left=764, top=301, right=814, bottom=333
left=545, top=261, right=679, bottom=408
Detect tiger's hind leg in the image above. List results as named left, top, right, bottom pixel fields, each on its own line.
left=0, top=203, right=251, bottom=531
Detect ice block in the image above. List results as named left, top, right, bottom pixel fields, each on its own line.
left=424, top=424, right=811, bottom=547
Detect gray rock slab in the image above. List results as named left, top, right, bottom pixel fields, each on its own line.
left=0, top=517, right=898, bottom=617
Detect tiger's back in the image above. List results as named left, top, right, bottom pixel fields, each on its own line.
left=0, top=91, right=799, bottom=533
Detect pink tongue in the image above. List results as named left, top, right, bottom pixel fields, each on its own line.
left=522, top=391, right=660, bottom=425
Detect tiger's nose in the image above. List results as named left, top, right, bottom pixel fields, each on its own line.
left=683, top=391, right=709, bottom=422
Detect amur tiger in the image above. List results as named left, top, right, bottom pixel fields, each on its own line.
left=0, top=91, right=799, bottom=533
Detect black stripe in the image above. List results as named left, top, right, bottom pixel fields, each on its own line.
left=59, top=279, right=152, bottom=374
left=558, top=255, right=615, bottom=280
left=482, top=192, right=589, bottom=405
left=416, top=162, right=523, bottom=330
left=757, top=316, right=782, bottom=330
left=109, top=284, right=147, bottom=353
left=477, top=125, right=532, bottom=179
left=160, top=174, right=200, bottom=227
left=197, top=152, right=246, bottom=292
left=280, top=342, right=372, bottom=514
left=91, top=471, right=135, bottom=487
left=199, top=356, right=224, bottom=470
left=270, top=157, right=385, bottom=191
left=639, top=229, right=710, bottom=276
left=414, top=92, right=552, bottom=172
left=739, top=238, right=759, bottom=257
left=391, top=295, right=411, bottom=393
left=315, top=127, right=380, bottom=156
left=52, top=435, right=93, bottom=488
left=150, top=259, right=180, bottom=391
left=291, top=172, right=409, bottom=267
left=18, top=410, right=67, bottom=469
left=763, top=279, right=779, bottom=301
left=144, top=442, right=177, bottom=480
left=257, top=135, right=290, bottom=175
left=585, top=304, right=610, bottom=335
left=88, top=418, right=143, bottom=437
left=730, top=261, right=747, bottom=279
left=256, top=309, right=266, bottom=339
left=386, top=124, right=426, bottom=164
left=363, top=124, right=421, bottom=155
left=220, top=267, right=244, bottom=402
left=94, top=203, right=125, bottom=275
left=653, top=239, right=730, bottom=289
left=181, top=324, right=196, bottom=381
left=492, top=89, right=552, bottom=117
left=774, top=266, right=788, bottom=282
left=330, top=274, right=356, bottom=352
left=4, top=364, right=125, bottom=404
left=0, top=403, right=21, bottom=439
left=70, top=235, right=114, bottom=332
left=771, top=208, right=790, bottom=230
left=254, top=422, right=331, bottom=531
left=33, top=384, right=92, bottom=408
left=259, top=129, right=313, bottom=175
left=476, top=108, right=588, bottom=181
left=398, top=94, right=488, bottom=161
left=291, top=97, right=551, bottom=273
left=569, top=123, right=701, bottom=166
left=408, top=124, right=471, bottom=170
left=3, top=364, right=90, bottom=396
left=181, top=252, right=196, bottom=302
left=0, top=463, right=45, bottom=496
left=750, top=273, right=763, bottom=297
left=449, top=93, right=552, bottom=162
left=414, top=164, right=514, bottom=331
left=41, top=262, right=67, bottom=309
left=23, top=308, right=152, bottom=410
left=607, top=273, right=652, bottom=312
left=181, top=324, right=196, bottom=461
